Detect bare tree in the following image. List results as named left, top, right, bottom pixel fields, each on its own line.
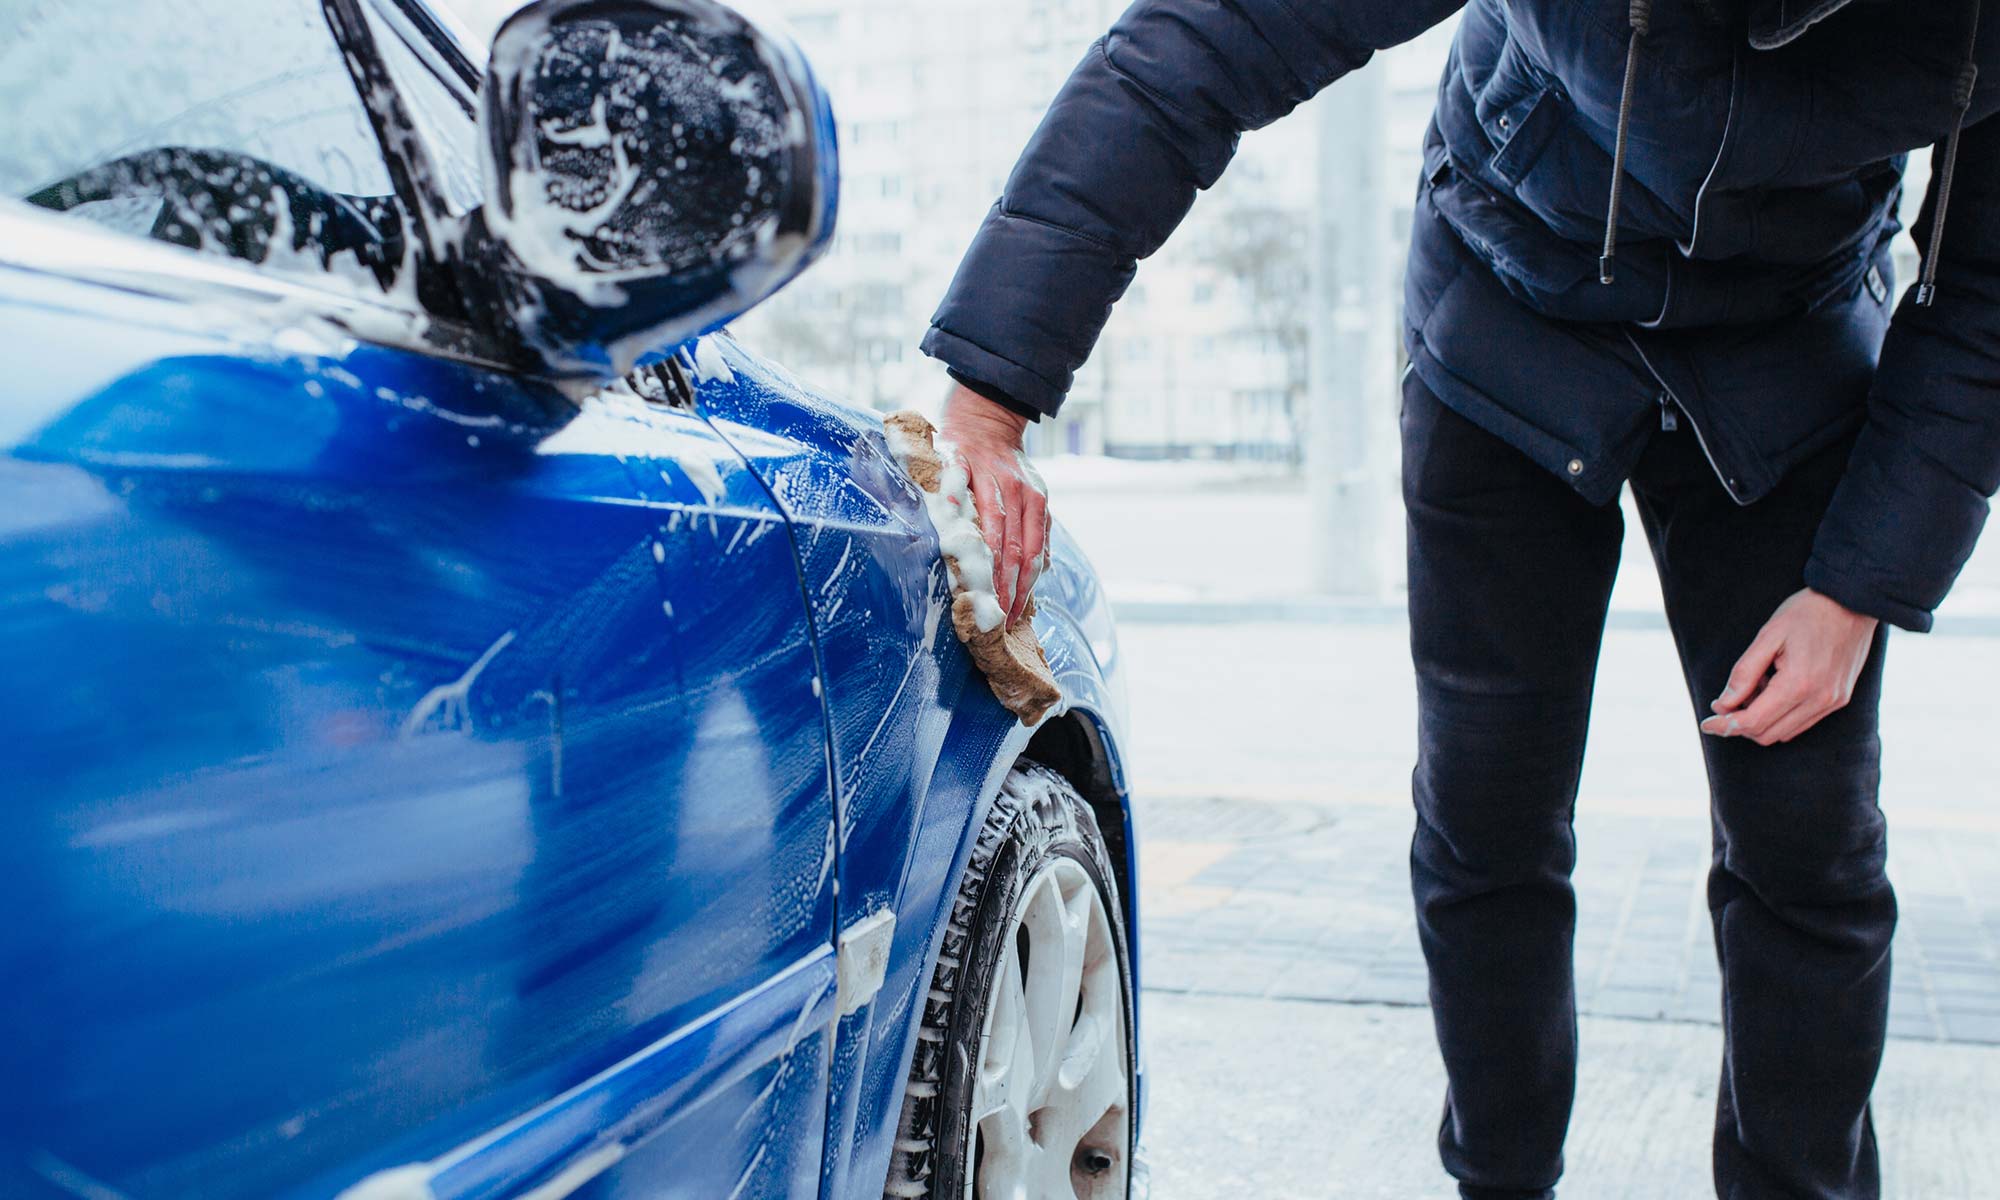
left=1196, top=203, right=1310, bottom=465
left=736, top=287, right=887, bottom=406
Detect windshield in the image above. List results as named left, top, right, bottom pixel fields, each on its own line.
left=0, top=0, right=403, bottom=290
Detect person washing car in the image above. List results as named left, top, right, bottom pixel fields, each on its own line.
left=922, top=2, right=1996, bottom=1197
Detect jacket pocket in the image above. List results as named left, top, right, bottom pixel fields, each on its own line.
left=1488, top=85, right=1568, bottom=186
left=1471, top=32, right=1569, bottom=187
left=1424, top=141, right=1596, bottom=299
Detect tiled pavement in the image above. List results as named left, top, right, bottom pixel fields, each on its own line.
left=1135, top=795, right=2000, bottom=1045
left=1108, top=619, right=2000, bottom=1191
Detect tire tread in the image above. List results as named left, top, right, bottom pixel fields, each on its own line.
left=880, top=761, right=1129, bottom=1199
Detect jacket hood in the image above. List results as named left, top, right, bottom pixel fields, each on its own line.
left=1747, top=0, right=1858, bottom=49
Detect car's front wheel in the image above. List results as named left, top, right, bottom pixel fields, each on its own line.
left=885, top=761, right=1134, bottom=1199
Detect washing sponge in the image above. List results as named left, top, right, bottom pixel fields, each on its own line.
left=883, top=411, right=1062, bottom=725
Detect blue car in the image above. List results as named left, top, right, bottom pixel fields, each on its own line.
left=0, top=2, right=1140, bottom=1197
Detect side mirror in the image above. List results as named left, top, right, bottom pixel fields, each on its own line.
left=477, top=0, right=837, bottom=379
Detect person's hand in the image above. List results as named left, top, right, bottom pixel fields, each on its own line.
left=937, top=381, right=1049, bottom=628
left=1700, top=588, right=1878, bottom=746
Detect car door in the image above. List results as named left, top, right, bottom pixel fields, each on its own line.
left=0, top=293, right=839, bottom=1200
left=0, top=5, right=836, bottom=1196
left=468, top=367, right=843, bottom=1200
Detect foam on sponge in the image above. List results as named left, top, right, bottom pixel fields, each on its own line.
left=884, top=411, right=1062, bottom=725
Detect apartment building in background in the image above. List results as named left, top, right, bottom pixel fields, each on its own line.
left=734, top=0, right=1460, bottom=463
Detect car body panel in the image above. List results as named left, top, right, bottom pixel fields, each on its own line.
left=684, top=334, right=1143, bottom=1197
left=389, top=947, right=837, bottom=1200
left=0, top=263, right=837, bottom=1199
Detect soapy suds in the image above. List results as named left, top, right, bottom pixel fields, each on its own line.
left=675, top=456, right=729, bottom=507
left=691, top=335, right=736, bottom=384
left=881, top=412, right=1062, bottom=724
left=260, top=186, right=399, bottom=298
left=401, top=630, right=516, bottom=737
left=476, top=8, right=825, bottom=380
left=821, top=538, right=852, bottom=594
left=882, top=421, right=1004, bottom=633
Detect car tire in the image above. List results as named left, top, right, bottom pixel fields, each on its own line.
left=883, top=760, right=1134, bottom=1200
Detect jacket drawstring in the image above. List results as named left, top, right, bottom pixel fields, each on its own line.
left=1600, top=2, right=1981, bottom=302
left=1599, top=0, right=1653, bottom=285
left=1917, top=0, right=1984, bottom=307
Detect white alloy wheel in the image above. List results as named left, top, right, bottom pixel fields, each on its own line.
left=967, top=856, right=1128, bottom=1199
left=883, top=761, right=1134, bottom=1200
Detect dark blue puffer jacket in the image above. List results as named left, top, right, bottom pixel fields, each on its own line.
left=921, top=0, right=2000, bottom=632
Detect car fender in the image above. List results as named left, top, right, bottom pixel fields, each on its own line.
left=680, top=334, right=1141, bottom=1199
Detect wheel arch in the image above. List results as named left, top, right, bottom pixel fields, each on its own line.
left=1025, top=709, right=1136, bottom=953
left=1022, top=704, right=1145, bottom=1132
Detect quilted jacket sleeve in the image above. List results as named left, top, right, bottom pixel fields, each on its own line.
left=1808, top=116, right=2000, bottom=633
left=919, top=0, right=1467, bottom=416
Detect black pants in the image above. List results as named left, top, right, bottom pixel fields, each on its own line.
left=1402, top=377, right=1896, bottom=1200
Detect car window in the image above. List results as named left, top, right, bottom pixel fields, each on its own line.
left=0, top=0, right=403, bottom=294
left=364, top=0, right=485, bottom=214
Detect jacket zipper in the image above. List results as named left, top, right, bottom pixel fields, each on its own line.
left=1623, top=330, right=1745, bottom=505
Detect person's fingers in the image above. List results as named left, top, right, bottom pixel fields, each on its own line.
left=1013, top=485, right=1048, bottom=626
left=993, top=475, right=1021, bottom=618
left=1762, top=673, right=1859, bottom=744
left=967, top=456, right=1013, bottom=612
left=1712, top=626, right=1784, bottom=714
left=1701, top=674, right=1804, bottom=744
left=998, top=478, right=1028, bottom=625
left=1759, top=701, right=1832, bottom=746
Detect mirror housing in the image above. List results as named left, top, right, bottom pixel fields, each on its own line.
left=475, top=0, right=836, bottom=379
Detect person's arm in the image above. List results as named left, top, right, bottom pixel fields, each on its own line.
left=926, top=0, right=1466, bottom=624
left=1706, top=117, right=2000, bottom=745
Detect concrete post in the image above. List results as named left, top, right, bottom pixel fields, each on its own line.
left=1305, top=66, right=1398, bottom=597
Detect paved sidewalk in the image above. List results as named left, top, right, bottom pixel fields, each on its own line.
left=1122, top=622, right=2000, bottom=1043
left=1134, top=994, right=2000, bottom=1199
left=1137, top=796, right=2000, bottom=1044
left=1119, top=621, right=2000, bottom=1194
